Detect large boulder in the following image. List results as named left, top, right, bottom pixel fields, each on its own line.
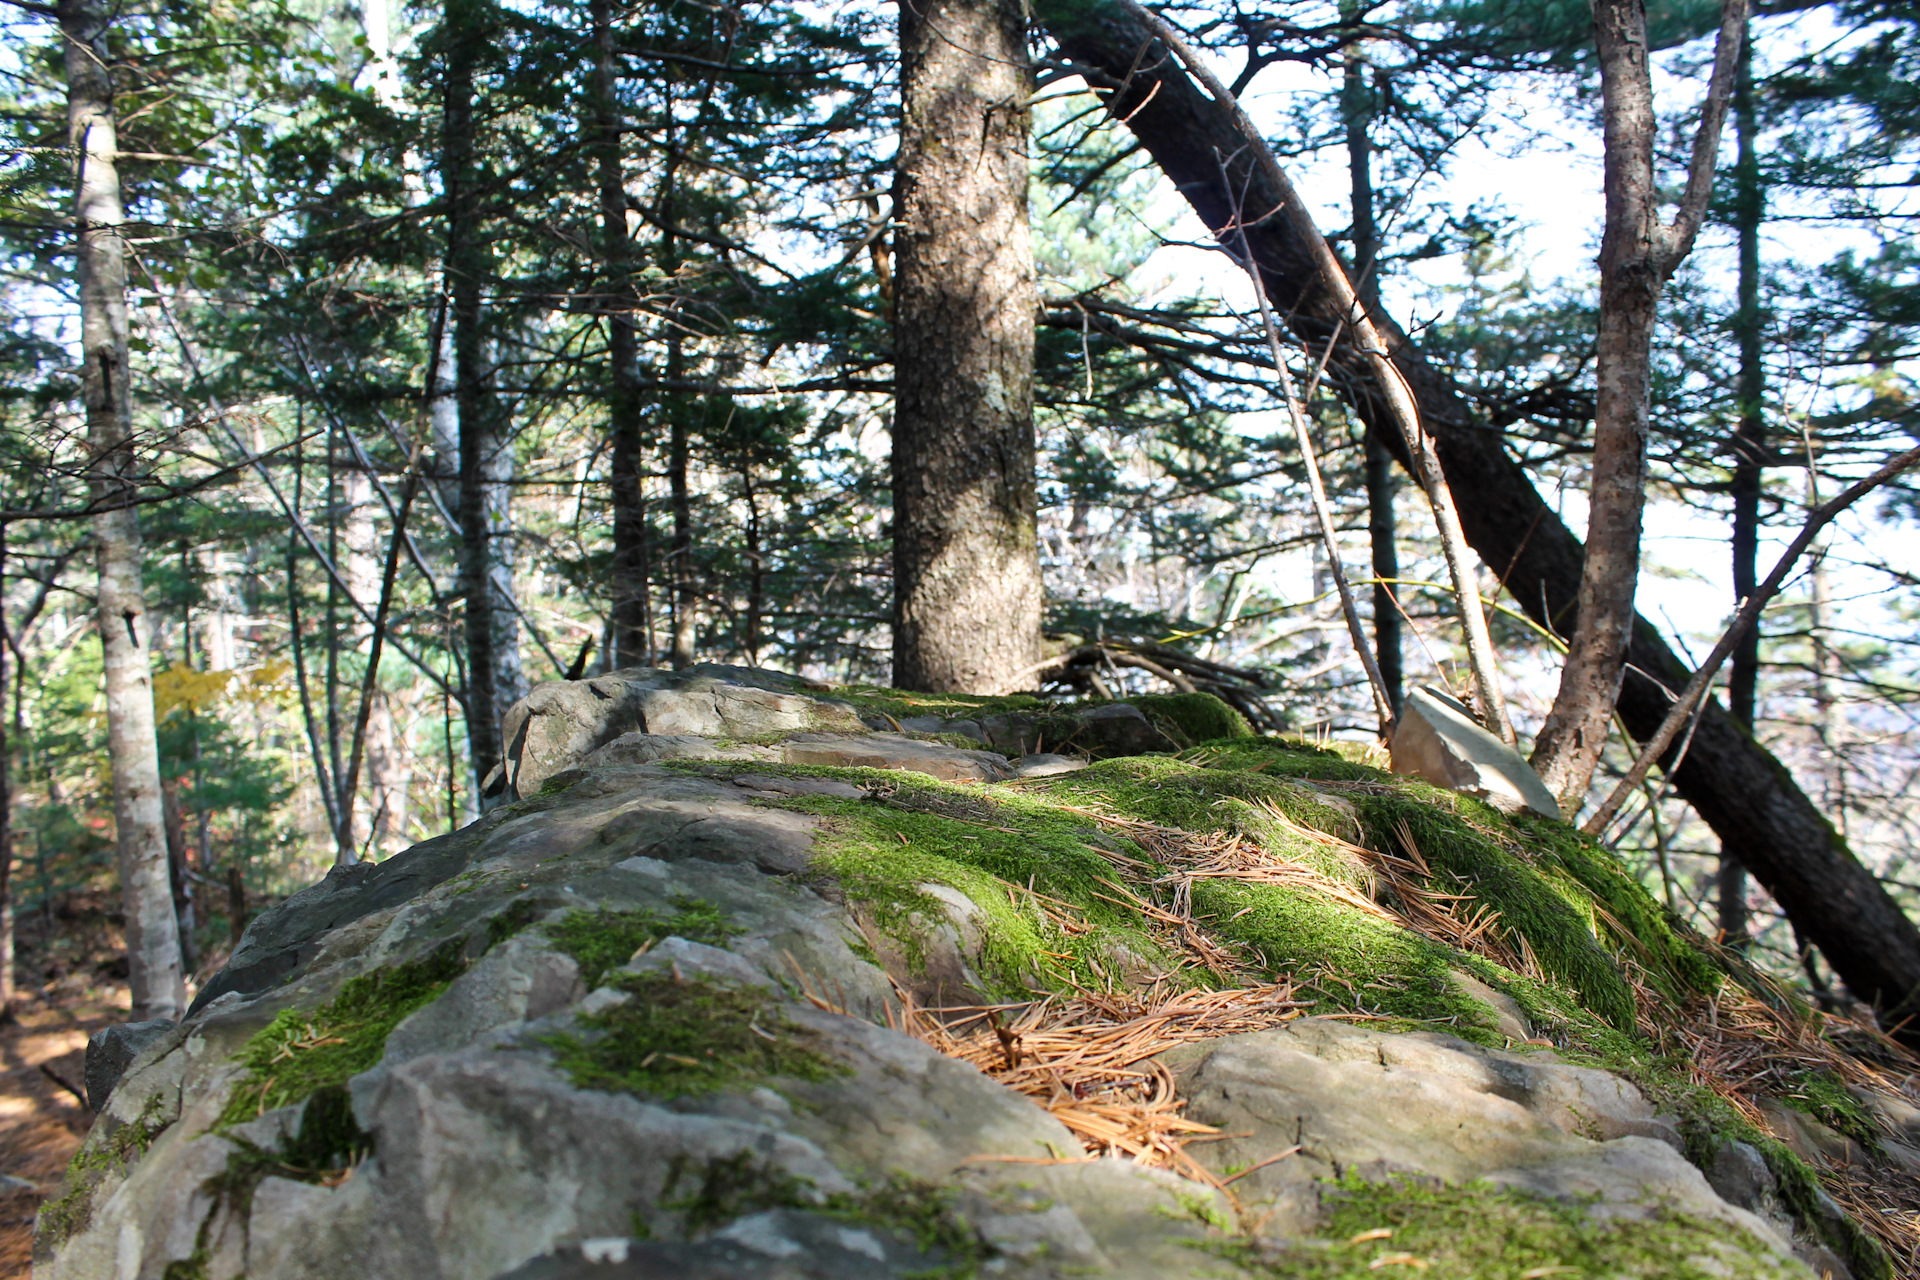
left=41, top=696, right=1889, bottom=1280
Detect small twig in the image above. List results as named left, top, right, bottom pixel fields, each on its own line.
left=39, top=1063, right=89, bottom=1110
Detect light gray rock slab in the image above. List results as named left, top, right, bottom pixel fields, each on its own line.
left=503, top=667, right=866, bottom=797
left=1390, top=686, right=1562, bottom=819
left=382, top=935, right=583, bottom=1066
left=729, top=773, right=867, bottom=800
left=779, top=733, right=1013, bottom=782
left=1010, top=752, right=1087, bottom=778
left=578, top=733, right=780, bottom=771
left=1162, top=1018, right=1801, bottom=1272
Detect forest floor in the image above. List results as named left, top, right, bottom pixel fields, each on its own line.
left=0, top=901, right=132, bottom=1279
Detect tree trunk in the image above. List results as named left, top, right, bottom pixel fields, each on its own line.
left=1528, top=0, right=1667, bottom=805
left=1722, top=25, right=1761, bottom=945
left=1036, top=0, right=1920, bottom=1037
left=61, top=0, right=185, bottom=1021
left=0, top=522, right=12, bottom=1014
left=1344, top=42, right=1402, bottom=717
left=595, top=0, right=650, bottom=671
left=891, top=0, right=1043, bottom=694
left=444, top=0, right=523, bottom=795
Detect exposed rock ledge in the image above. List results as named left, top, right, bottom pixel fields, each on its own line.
left=39, top=668, right=1906, bottom=1279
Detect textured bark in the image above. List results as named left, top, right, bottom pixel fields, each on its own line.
left=595, top=0, right=651, bottom=670
left=61, top=0, right=185, bottom=1021
left=1037, top=0, right=1920, bottom=1034
left=892, top=0, right=1043, bottom=694
left=1529, top=0, right=1664, bottom=804
left=0, top=523, right=11, bottom=1012
left=444, top=0, right=524, bottom=794
left=1530, top=0, right=1747, bottom=804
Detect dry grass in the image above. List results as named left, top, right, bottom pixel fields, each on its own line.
left=883, top=979, right=1310, bottom=1186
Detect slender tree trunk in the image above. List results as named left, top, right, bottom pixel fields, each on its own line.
left=595, top=0, right=649, bottom=670
left=0, top=522, right=12, bottom=1015
left=1529, top=0, right=1665, bottom=804
left=444, top=0, right=522, bottom=795
left=1031, top=0, right=1920, bottom=1039
left=891, top=0, right=1043, bottom=694
left=1344, top=43, right=1402, bottom=717
left=61, top=0, right=184, bottom=1021
left=1721, top=26, right=1761, bottom=946
left=743, top=460, right=764, bottom=665
left=1530, top=0, right=1746, bottom=806
left=666, top=337, right=696, bottom=669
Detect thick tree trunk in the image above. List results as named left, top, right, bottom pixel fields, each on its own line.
left=1037, top=0, right=1920, bottom=1035
left=1528, top=0, right=1666, bottom=805
left=444, top=0, right=523, bottom=794
left=1722, top=26, right=1762, bottom=945
left=595, top=0, right=650, bottom=671
left=61, top=0, right=185, bottom=1021
left=891, top=0, right=1043, bottom=694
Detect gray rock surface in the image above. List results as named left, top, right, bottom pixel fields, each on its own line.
left=1012, top=752, right=1088, bottom=778
left=41, top=682, right=1828, bottom=1280
left=83, top=1018, right=177, bottom=1111
left=1390, top=686, right=1562, bottom=819
left=503, top=665, right=865, bottom=796
left=1162, top=1019, right=1813, bottom=1274
left=779, top=732, right=1013, bottom=781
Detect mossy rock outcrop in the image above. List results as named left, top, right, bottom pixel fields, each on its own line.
left=40, top=669, right=1912, bottom=1280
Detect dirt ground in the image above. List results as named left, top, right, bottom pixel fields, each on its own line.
left=0, top=975, right=129, bottom=1279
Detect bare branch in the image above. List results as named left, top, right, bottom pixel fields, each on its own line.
left=1658, top=0, right=1749, bottom=272
left=1584, top=445, right=1920, bottom=836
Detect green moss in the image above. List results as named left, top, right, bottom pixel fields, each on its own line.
left=1191, top=878, right=1496, bottom=1034
left=745, top=768, right=1176, bottom=998
left=544, top=899, right=737, bottom=989
left=39, top=1092, right=172, bottom=1246
left=1214, top=1174, right=1805, bottom=1278
left=1755, top=1137, right=1893, bottom=1280
left=1778, top=1069, right=1883, bottom=1152
left=1128, top=692, right=1253, bottom=746
left=663, top=1148, right=812, bottom=1234
left=538, top=971, right=846, bottom=1097
left=214, top=938, right=468, bottom=1130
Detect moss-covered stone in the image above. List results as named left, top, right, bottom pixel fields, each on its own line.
left=1214, top=1174, right=1807, bottom=1279
left=1127, top=692, right=1253, bottom=746
left=538, top=971, right=846, bottom=1097
left=213, top=938, right=469, bottom=1130
left=544, top=899, right=737, bottom=989
left=39, top=1092, right=172, bottom=1246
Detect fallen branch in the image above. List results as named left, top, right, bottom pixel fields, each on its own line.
left=1122, top=0, right=1513, bottom=745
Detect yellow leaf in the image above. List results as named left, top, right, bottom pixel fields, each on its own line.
left=151, top=663, right=235, bottom=719
left=1349, top=1229, right=1394, bottom=1244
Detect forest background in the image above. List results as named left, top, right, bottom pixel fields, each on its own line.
left=0, top=0, right=1913, bottom=1024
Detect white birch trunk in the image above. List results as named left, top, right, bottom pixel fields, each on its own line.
left=62, top=0, right=184, bottom=1021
